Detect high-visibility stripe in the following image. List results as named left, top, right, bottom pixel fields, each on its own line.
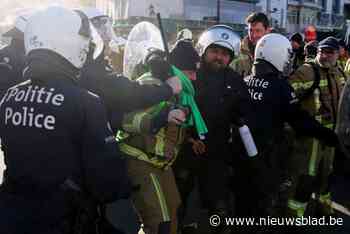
left=338, top=76, right=346, bottom=85
left=291, top=79, right=329, bottom=91
left=314, top=89, right=321, bottom=111
left=319, top=192, right=332, bottom=204
left=119, top=143, right=169, bottom=169
left=324, top=123, right=334, bottom=129
left=319, top=80, right=328, bottom=87
left=119, top=143, right=149, bottom=162
left=150, top=173, right=170, bottom=222
left=133, top=112, right=148, bottom=133
left=308, top=138, right=318, bottom=176
left=155, top=129, right=165, bottom=156
left=291, top=82, right=304, bottom=90
left=288, top=199, right=307, bottom=217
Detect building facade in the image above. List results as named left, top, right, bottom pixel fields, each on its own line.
left=96, top=0, right=184, bottom=20
left=183, top=0, right=260, bottom=24
left=258, top=0, right=288, bottom=29
left=93, top=0, right=347, bottom=34
left=287, top=0, right=345, bottom=33
left=96, top=0, right=260, bottom=24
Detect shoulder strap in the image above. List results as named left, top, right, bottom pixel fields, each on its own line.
left=299, top=62, right=321, bottom=101
left=337, top=66, right=347, bottom=82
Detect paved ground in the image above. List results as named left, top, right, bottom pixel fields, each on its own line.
left=0, top=151, right=348, bottom=234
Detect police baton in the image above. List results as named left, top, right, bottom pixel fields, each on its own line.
left=156, top=13, right=170, bottom=61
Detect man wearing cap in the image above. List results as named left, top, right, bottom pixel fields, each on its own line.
left=287, top=36, right=346, bottom=217
left=230, top=12, right=270, bottom=77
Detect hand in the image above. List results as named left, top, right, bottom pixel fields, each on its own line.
left=189, top=138, right=206, bottom=155
left=166, top=76, right=182, bottom=95
left=167, top=109, right=186, bottom=125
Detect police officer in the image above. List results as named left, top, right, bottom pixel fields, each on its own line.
left=241, top=34, right=338, bottom=229
left=0, top=7, right=130, bottom=234
left=0, top=10, right=33, bottom=97
left=176, top=28, right=193, bottom=42
left=176, top=25, right=251, bottom=233
left=77, top=7, right=182, bottom=132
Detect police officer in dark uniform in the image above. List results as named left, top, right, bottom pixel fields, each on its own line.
left=0, top=11, right=32, bottom=97
left=0, top=7, right=130, bottom=234
left=78, top=8, right=182, bottom=132
left=239, top=33, right=338, bottom=232
left=79, top=51, right=181, bottom=131
left=175, top=25, right=252, bottom=234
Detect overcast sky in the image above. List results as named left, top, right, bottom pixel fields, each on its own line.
left=0, top=0, right=82, bottom=27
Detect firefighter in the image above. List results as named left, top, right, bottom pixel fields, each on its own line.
left=287, top=36, right=346, bottom=217
left=118, top=39, right=203, bottom=234
left=230, top=12, right=270, bottom=77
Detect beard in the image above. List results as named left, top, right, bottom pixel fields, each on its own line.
left=316, top=56, right=336, bottom=68
left=202, top=59, right=227, bottom=72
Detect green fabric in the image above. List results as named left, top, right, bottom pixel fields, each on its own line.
left=171, top=66, right=208, bottom=139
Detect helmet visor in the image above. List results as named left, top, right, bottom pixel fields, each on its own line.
left=75, top=10, right=104, bottom=60
left=91, top=16, right=118, bottom=44
left=89, top=22, right=104, bottom=59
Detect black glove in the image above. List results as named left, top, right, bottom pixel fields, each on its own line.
left=144, top=48, right=172, bottom=81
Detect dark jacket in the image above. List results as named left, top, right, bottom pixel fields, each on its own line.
left=79, top=56, right=173, bottom=132
left=0, top=53, right=131, bottom=233
left=243, top=60, right=338, bottom=195
left=194, top=65, right=251, bottom=159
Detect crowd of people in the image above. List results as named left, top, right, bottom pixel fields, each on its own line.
left=0, top=6, right=349, bottom=234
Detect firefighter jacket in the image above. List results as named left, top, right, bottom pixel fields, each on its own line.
left=230, top=36, right=254, bottom=77
left=118, top=72, right=187, bottom=170
left=289, top=59, right=346, bottom=130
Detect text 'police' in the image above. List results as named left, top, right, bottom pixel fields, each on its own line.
left=1, top=86, right=64, bottom=130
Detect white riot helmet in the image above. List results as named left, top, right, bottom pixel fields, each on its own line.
left=3, top=9, right=35, bottom=39
left=196, top=25, right=240, bottom=59
left=79, top=7, right=107, bottom=20
left=25, top=6, right=103, bottom=69
left=79, top=7, right=117, bottom=46
left=255, top=33, right=293, bottom=74
left=177, top=28, right=193, bottom=41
